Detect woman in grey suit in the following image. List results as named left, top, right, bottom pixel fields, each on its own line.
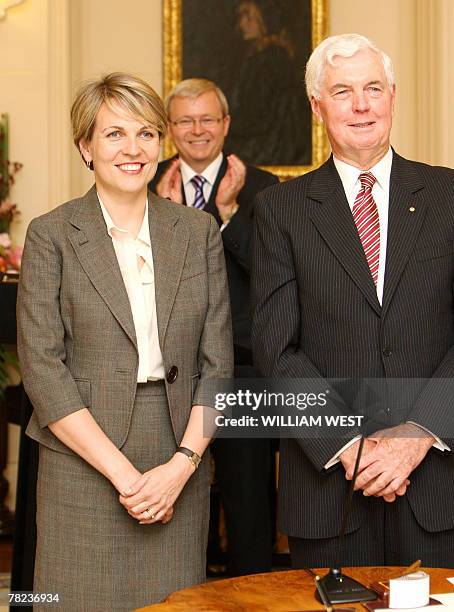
left=17, top=73, right=233, bottom=611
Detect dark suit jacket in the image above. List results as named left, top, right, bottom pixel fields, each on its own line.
left=149, top=155, right=278, bottom=364
left=252, top=152, right=454, bottom=539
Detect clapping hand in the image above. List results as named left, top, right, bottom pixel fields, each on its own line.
left=156, top=158, right=183, bottom=204
left=216, top=154, right=246, bottom=223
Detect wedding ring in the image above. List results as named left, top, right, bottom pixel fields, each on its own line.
left=145, top=508, right=155, bottom=520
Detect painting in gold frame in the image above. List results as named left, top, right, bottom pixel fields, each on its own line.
left=163, top=0, right=328, bottom=180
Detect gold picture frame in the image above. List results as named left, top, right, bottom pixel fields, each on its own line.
left=163, top=0, right=328, bottom=180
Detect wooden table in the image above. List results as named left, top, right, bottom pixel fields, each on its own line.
left=135, top=567, right=454, bottom=611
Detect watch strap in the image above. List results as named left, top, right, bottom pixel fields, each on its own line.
left=176, top=446, right=201, bottom=469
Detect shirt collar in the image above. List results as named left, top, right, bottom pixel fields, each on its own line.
left=333, top=148, right=393, bottom=199
left=97, top=193, right=151, bottom=246
left=180, top=152, right=224, bottom=187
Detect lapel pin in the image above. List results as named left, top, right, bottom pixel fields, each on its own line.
left=409, top=207, right=416, bottom=212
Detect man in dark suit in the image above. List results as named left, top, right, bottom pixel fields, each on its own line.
left=252, top=33, right=454, bottom=568
left=149, top=78, right=278, bottom=575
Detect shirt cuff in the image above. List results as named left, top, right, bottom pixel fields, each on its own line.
left=406, top=421, right=451, bottom=451
left=324, top=435, right=362, bottom=469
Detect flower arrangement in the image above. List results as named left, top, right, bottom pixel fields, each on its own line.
left=0, top=160, right=23, bottom=273
left=0, top=114, right=22, bottom=396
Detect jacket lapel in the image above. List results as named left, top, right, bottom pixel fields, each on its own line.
left=204, top=155, right=227, bottom=225
left=381, top=153, right=427, bottom=317
left=68, top=186, right=137, bottom=348
left=309, top=158, right=382, bottom=316
left=148, top=192, right=189, bottom=345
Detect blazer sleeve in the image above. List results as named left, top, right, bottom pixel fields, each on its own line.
left=17, top=217, right=87, bottom=428
left=408, top=349, right=454, bottom=444
left=251, top=193, right=361, bottom=470
left=221, top=206, right=253, bottom=273
left=192, top=214, right=234, bottom=406
left=220, top=170, right=279, bottom=273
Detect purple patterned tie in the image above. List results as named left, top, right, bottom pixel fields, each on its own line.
left=190, top=175, right=207, bottom=210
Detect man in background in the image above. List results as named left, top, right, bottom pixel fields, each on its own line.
left=149, top=78, right=278, bottom=576
left=252, top=34, right=454, bottom=567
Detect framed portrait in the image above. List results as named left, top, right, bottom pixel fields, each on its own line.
left=163, top=0, right=328, bottom=179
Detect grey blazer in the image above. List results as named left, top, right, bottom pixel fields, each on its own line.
left=17, top=186, right=233, bottom=455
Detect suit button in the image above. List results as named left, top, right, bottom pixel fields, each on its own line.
left=382, top=348, right=392, bottom=357
left=166, top=366, right=178, bottom=384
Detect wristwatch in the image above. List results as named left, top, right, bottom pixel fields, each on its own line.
left=176, top=446, right=201, bottom=469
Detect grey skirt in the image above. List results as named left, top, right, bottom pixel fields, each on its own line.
left=34, top=382, right=210, bottom=611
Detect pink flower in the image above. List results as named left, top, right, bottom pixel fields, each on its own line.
left=0, top=233, right=12, bottom=248
left=0, top=200, right=15, bottom=215
left=7, top=244, right=22, bottom=270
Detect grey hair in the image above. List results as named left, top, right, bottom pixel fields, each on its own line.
left=305, top=33, right=395, bottom=100
left=165, top=78, right=229, bottom=117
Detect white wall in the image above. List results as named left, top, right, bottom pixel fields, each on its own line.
left=0, top=0, right=163, bottom=244
left=0, top=0, right=50, bottom=245
left=329, top=0, right=418, bottom=160
left=329, top=0, right=454, bottom=166
left=69, top=0, right=163, bottom=197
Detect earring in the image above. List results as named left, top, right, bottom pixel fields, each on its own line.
left=86, top=160, right=94, bottom=171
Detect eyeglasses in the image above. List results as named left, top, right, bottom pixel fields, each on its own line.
left=170, top=116, right=224, bottom=130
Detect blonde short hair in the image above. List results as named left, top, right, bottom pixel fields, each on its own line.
left=71, top=72, right=167, bottom=157
left=305, top=33, right=395, bottom=101
left=165, top=78, right=229, bottom=118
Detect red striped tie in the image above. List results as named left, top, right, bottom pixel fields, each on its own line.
left=352, top=172, right=380, bottom=285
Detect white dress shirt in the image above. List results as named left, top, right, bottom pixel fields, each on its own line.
left=98, top=196, right=165, bottom=382
left=325, top=150, right=448, bottom=468
left=333, top=148, right=392, bottom=305
left=180, top=152, right=223, bottom=207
